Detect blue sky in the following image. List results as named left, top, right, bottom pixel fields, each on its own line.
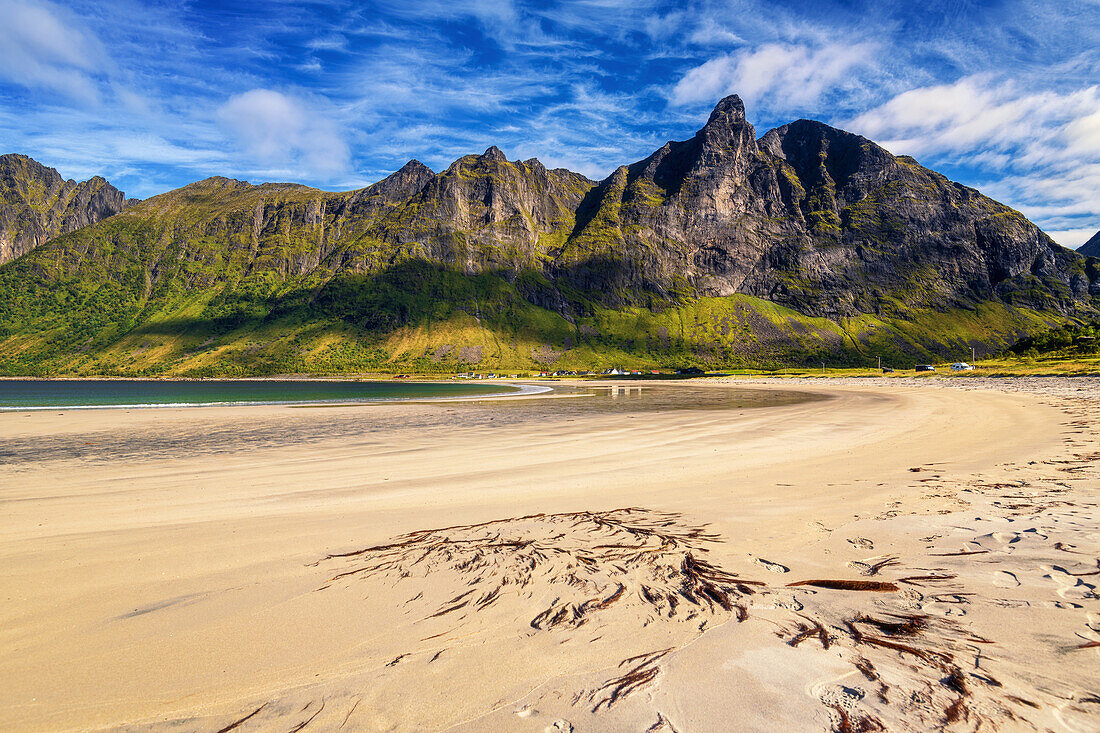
left=1, top=0, right=1097, bottom=246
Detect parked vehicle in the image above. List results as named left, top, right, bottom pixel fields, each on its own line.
left=881, top=367, right=895, bottom=373
left=950, top=362, right=975, bottom=371
left=915, top=364, right=936, bottom=372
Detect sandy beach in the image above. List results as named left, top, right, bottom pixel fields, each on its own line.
left=1, top=378, right=1097, bottom=732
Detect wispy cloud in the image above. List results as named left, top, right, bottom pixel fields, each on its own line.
left=0, top=0, right=110, bottom=103
left=848, top=75, right=1100, bottom=246
left=670, top=41, right=878, bottom=110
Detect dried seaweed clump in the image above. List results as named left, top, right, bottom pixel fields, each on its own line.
left=318, top=508, right=761, bottom=630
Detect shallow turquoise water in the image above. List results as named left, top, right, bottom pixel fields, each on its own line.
left=0, top=379, right=524, bottom=409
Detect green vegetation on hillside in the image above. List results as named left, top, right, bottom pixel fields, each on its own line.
left=1006, top=320, right=1100, bottom=358
left=0, top=235, right=1067, bottom=376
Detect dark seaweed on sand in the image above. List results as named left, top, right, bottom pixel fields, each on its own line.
left=317, top=508, right=762, bottom=632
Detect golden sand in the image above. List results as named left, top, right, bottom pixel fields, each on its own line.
left=0, top=379, right=1096, bottom=731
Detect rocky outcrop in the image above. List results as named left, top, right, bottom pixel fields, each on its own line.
left=0, top=154, right=131, bottom=264
left=361, top=148, right=593, bottom=273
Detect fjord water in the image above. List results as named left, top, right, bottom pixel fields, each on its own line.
left=0, top=379, right=522, bottom=409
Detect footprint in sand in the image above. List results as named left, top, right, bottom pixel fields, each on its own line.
left=1088, top=613, right=1100, bottom=632
left=814, top=681, right=867, bottom=724
left=847, top=555, right=899, bottom=576
left=992, top=570, right=1020, bottom=588
left=992, top=531, right=1021, bottom=545
left=1043, top=565, right=1099, bottom=601
left=545, top=720, right=573, bottom=733
left=847, top=537, right=875, bottom=550
left=749, top=556, right=790, bottom=573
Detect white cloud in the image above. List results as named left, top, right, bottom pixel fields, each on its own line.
left=642, top=10, right=685, bottom=41
left=1066, top=109, right=1100, bottom=156
left=1046, top=228, right=1097, bottom=249
left=306, top=34, right=347, bottom=51
left=687, top=18, right=744, bottom=46
left=670, top=41, right=876, bottom=110
left=0, top=0, right=110, bottom=103
left=217, top=89, right=350, bottom=177
left=847, top=75, right=1100, bottom=239
left=849, top=76, right=1100, bottom=159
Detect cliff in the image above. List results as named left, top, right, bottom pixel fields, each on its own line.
left=0, top=154, right=130, bottom=265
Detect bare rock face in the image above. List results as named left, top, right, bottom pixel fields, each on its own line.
left=0, top=154, right=131, bottom=265
left=363, top=148, right=593, bottom=272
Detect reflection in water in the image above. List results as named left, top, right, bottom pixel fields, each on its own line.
left=0, top=384, right=826, bottom=466
left=455, top=382, right=822, bottom=418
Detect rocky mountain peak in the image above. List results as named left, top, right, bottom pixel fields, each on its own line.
left=0, top=154, right=127, bottom=265
left=345, top=160, right=434, bottom=209
left=674, top=92, right=758, bottom=184
left=482, top=145, right=507, bottom=162
left=399, top=159, right=433, bottom=176
left=704, top=94, right=747, bottom=128
left=759, top=119, right=898, bottom=206
left=1080, top=230, right=1100, bottom=257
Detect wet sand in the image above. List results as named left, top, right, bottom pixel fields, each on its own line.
left=0, top=379, right=1096, bottom=731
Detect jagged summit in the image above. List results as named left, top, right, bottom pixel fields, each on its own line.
left=0, top=153, right=128, bottom=265
left=360, top=159, right=435, bottom=200
left=399, top=159, right=433, bottom=175
left=704, top=94, right=747, bottom=127
left=1080, top=230, right=1100, bottom=257
left=483, top=145, right=507, bottom=161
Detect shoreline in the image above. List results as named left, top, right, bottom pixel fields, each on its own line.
left=0, top=380, right=554, bottom=412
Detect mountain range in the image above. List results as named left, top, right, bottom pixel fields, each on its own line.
left=0, top=95, right=1097, bottom=376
